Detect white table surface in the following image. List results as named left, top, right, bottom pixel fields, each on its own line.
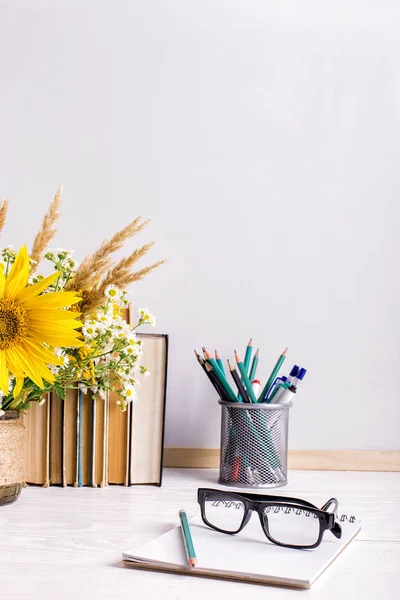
left=1, top=468, right=399, bottom=599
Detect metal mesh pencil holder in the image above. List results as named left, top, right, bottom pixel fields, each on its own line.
left=219, top=401, right=292, bottom=488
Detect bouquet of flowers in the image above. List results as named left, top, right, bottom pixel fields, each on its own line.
left=0, top=187, right=165, bottom=415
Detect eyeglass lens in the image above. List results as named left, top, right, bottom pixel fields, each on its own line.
left=262, top=505, right=321, bottom=546
left=203, top=492, right=245, bottom=532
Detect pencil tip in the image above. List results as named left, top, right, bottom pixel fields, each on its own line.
left=283, top=347, right=288, bottom=356
left=248, top=338, right=253, bottom=345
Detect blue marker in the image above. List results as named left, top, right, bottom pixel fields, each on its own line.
left=291, top=367, right=307, bottom=389
left=287, top=365, right=300, bottom=384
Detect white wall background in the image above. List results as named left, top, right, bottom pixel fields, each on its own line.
left=1, top=1, right=399, bottom=450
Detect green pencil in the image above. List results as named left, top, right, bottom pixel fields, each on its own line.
left=179, top=510, right=197, bottom=567
left=248, top=348, right=259, bottom=383
left=243, top=338, right=253, bottom=372
left=203, top=349, right=238, bottom=402
left=258, top=347, right=288, bottom=403
left=234, top=351, right=258, bottom=403
left=237, top=338, right=253, bottom=400
left=215, top=350, right=225, bottom=376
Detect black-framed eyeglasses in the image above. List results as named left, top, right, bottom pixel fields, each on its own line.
left=197, top=488, right=342, bottom=550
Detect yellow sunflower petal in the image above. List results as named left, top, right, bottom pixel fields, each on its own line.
left=23, top=292, right=82, bottom=310
left=5, top=346, right=45, bottom=389
left=23, top=338, right=64, bottom=366
left=27, top=309, right=82, bottom=323
left=28, top=320, right=83, bottom=336
left=28, top=325, right=84, bottom=348
left=3, top=349, right=24, bottom=378
left=0, top=264, right=5, bottom=297
left=20, top=343, right=56, bottom=384
left=4, top=246, right=30, bottom=300
left=0, top=351, right=9, bottom=394
left=13, top=376, right=24, bottom=398
left=17, top=271, right=60, bottom=304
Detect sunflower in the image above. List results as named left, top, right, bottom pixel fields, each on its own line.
left=0, top=245, right=83, bottom=397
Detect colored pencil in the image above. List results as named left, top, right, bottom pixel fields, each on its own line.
left=243, top=338, right=253, bottom=372
left=236, top=338, right=252, bottom=400
left=205, top=362, right=236, bottom=402
left=234, top=351, right=258, bottom=403
left=203, top=347, right=237, bottom=402
left=248, top=348, right=259, bottom=383
left=179, top=510, right=197, bottom=567
left=258, top=347, right=288, bottom=403
left=194, top=350, right=226, bottom=399
left=215, top=350, right=225, bottom=375
left=227, top=359, right=251, bottom=403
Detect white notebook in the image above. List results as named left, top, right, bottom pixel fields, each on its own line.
left=123, top=512, right=361, bottom=589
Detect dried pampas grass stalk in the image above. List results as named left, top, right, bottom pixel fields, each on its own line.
left=0, top=198, right=8, bottom=235
left=30, top=186, right=63, bottom=273
left=107, top=241, right=154, bottom=277
left=68, top=217, right=150, bottom=291
left=83, top=258, right=166, bottom=314
left=120, top=259, right=166, bottom=286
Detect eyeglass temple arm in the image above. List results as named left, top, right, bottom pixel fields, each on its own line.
left=321, top=497, right=342, bottom=539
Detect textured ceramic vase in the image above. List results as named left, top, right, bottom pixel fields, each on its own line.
left=0, top=411, right=25, bottom=506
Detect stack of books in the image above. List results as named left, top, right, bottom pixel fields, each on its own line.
left=24, top=333, right=168, bottom=487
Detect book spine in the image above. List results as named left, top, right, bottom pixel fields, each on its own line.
left=77, top=390, right=83, bottom=487
left=91, top=395, right=97, bottom=487
left=62, top=395, right=66, bottom=487
left=44, top=394, right=50, bottom=488
left=101, top=389, right=109, bottom=487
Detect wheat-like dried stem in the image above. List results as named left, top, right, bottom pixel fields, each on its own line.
left=118, top=259, right=166, bottom=286
left=82, top=258, right=166, bottom=314
left=67, top=217, right=150, bottom=291
left=0, top=198, right=8, bottom=236
left=114, top=241, right=155, bottom=272
left=30, top=186, right=63, bottom=273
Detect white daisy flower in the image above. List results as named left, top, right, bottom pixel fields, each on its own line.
left=104, top=284, right=121, bottom=300
left=78, top=384, right=88, bottom=395
left=96, top=310, right=112, bottom=325
left=138, top=308, right=156, bottom=327
left=38, top=397, right=47, bottom=406
left=0, top=409, right=5, bottom=417
left=82, top=322, right=97, bottom=339
left=122, top=385, right=136, bottom=402
left=125, top=345, right=140, bottom=357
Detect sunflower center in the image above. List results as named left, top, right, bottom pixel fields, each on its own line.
left=0, top=299, right=28, bottom=350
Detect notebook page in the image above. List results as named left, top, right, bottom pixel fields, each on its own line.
left=123, top=514, right=361, bottom=586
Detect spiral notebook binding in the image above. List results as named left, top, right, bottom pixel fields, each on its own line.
left=339, top=513, right=356, bottom=523
left=263, top=506, right=356, bottom=522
